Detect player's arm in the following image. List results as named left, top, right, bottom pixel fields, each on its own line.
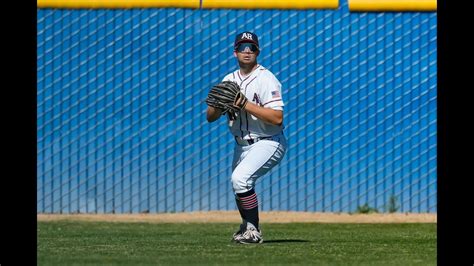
left=244, top=102, right=283, bottom=125
left=206, top=106, right=223, bottom=122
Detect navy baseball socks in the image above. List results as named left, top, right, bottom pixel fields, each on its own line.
left=233, top=189, right=263, bottom=244
left=232, top=197, right=247, bottom=242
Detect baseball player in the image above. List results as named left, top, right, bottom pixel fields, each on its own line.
left=206, top=32, right=287, bottom=244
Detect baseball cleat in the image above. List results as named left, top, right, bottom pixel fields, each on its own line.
left=231, top=224, right=246, bottom=242
left=236, top=227, right=263, bottom=244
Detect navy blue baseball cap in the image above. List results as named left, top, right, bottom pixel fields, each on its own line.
left=234, top=32, right=259, bottom=49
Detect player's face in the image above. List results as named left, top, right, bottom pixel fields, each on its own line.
left=234, top=43, right=259, bottom=65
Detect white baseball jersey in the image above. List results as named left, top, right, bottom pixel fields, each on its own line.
left=222, top=64, right=284, bottom=140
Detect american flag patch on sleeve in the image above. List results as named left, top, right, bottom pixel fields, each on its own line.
left=271, top=90, right=281, bottom=98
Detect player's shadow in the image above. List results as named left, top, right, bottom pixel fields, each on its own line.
left=263, top=239, right=309, bottom=243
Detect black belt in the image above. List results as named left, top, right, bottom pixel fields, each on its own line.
left=235, top=136, right=272, bottom=146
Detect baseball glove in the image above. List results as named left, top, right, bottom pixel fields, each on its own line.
left=205, top=81, right=248, bottom=113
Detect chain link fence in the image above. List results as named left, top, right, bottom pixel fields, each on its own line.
left=37, top=3, right=437, bottom=213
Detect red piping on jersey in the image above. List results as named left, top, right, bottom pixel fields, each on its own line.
left=237, top=64, right=260, bottom=84
left=263, top=98, right=283, bottom=106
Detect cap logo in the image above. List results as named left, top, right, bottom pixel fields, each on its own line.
left=241, top=33, right=253, bottom=40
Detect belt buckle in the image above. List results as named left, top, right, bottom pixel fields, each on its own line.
left=235, top=137, right=250, bottom=146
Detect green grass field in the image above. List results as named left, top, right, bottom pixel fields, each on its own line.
left=38, top=221, right=436, bottom=265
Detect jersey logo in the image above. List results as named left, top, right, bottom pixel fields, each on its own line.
left=253, top=93, right=262, bottom=106
left=242, top=33, right=253, bottom=40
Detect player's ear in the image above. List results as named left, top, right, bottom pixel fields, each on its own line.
left=233, top=51, right=238, bottom=58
